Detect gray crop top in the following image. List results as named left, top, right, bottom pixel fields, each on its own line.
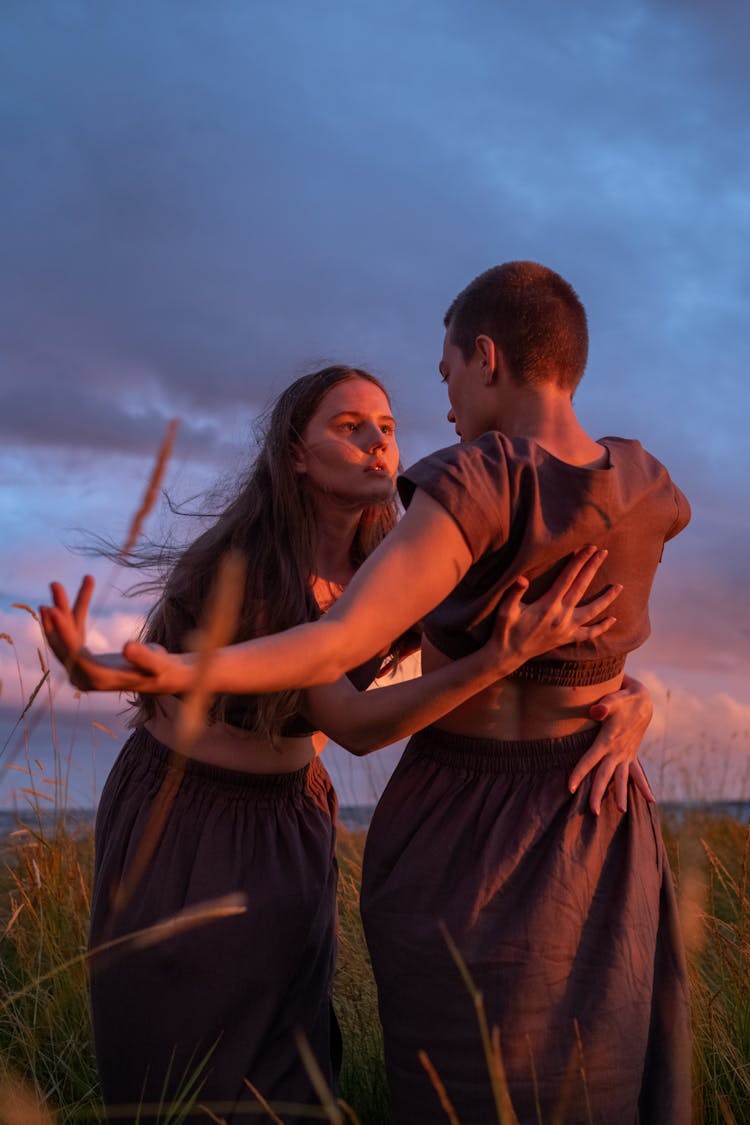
left=398, top=432, right=690, bottom=686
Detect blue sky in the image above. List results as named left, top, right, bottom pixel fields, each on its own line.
left=2, top=0, right=749, bottom=798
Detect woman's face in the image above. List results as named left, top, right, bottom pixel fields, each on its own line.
left=294, top=376, right=399, bottom=505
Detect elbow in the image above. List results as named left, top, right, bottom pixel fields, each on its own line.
left=335, top=733, right=381, bottom=757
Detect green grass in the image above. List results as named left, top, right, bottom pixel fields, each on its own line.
left=2, top=811, right=750, bottom=1122
left=0, top=822, right=100, bottom=1119
left=664, top=814, right=750, bottom=1124
left=334, top=830, right=391, bottom=1125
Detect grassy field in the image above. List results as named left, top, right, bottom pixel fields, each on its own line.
left=0, top=810, right=749, bottom=1123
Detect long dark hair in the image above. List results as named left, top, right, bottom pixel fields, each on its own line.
left=129, top=366, right=399, bottom=738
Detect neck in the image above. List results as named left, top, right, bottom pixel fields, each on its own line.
left=494, top=387, right=602, bottom=464
left=309, top=493, right=363, bottom=584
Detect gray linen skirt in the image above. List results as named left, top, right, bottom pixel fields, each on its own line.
left=360, top=726, right=691, bottom=1125
left=89, top=728, right=340, bottom=1123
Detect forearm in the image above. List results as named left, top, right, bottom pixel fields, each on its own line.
left=320, top=648, right=515, bottom=756
left=202, top=616, right=381, bottom=694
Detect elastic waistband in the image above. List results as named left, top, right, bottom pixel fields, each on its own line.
left=408, top=724, right=599, bottom=775
left=123, top=727, right=318, bottom=799
left=508, top=654, right=626, bottom=686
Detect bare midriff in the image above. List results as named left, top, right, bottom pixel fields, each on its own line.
left=144, top=695, right=325, bottom=773
left=421, top=636, right=623, bottom=741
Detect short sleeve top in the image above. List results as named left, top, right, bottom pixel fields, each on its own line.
left=398, top=432, right=690, bottom=682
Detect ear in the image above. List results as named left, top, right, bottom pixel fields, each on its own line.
left=290, top=443, right=307, bottom=475
left=475, top=335, right=498, bottom=384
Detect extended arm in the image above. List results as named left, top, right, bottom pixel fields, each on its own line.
left=42, top=490, right=470, bottom=695
left=42, top=534, right=621, bottom=710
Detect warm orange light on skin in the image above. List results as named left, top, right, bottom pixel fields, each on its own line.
left=439, top=332, right=500, bottom=442
left=292, top=377, right=400, bottom=503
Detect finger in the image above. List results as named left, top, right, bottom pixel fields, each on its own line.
left=50, top=581, right=72, bottom=616
left=39, top=607, right=64, bottom=661
left=122, top=640, right=166, bottom=675
left=614, top=763, right=628, bottom=813
left=72, top=575, right=95, bottom=627
left=543, top=545, right=599, bottom=604
left=589, top=698, right=612, bottom=722
left=588, top=683, right=632, bottom=721
left=568, top=742, right=608, bottom=793
left=572, top=614, right=617, bottom=641
left=47, top=606, right=81, bottom=650
left=570, top=582, right=622, bottom=625
left=560, top=546, right=611, bottom=606
left=628, top=760, right=655, bottom=803
left=494, top=576, right=529, bottom=615
left=590, top=687, right=653, bottom=733
left=589, top=758, right=616, bottom=816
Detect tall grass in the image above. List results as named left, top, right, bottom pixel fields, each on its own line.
left=0, top=821, right=99, bottom=1117
left=664, top=814, right=750, bottom=1123
left=334, top=830, right=390, bottom=1125
left=2, top=807, right=750, bottom=1122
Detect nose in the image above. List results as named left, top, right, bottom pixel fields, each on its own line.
left=361, top=420, right=387, bottom=451
left=447, top=408, right=456, bottom=423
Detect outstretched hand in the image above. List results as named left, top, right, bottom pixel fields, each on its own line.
left=488, top=546, right=621, bottom=672
left=39, top=578, right=180, bottom=694
left=567, top=674, right=655, bottom=815
left=40, top=576, right=95, bottom=681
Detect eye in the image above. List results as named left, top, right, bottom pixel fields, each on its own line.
left=338, top=421, right=358, bottom=433
left=439, top=367, right=449, bottom=384
left=380, top=423, right=395, bottom=435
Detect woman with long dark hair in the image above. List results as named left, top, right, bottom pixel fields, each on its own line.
left=44, top=361, right=652, bottom=1123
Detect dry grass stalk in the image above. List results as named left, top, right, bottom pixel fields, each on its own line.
left=1, top=616, right=59, bottom=793
left=129, top=892, right=247, bottom=951
left=418, top=1050, right=460, bottom=1125
left=107, top=762, right=182, bottom=921
left=679, top=864, right=709, bottom=956
left=293, top=1030, right=344, bottom=1125
left=10, top=606, right=40, bottom=624
left=718, top=1094, right=738, bottom=1125
left=103, top=549, right=246, bottom=924
left=242, top=1078, right=285, bottom=1125
left=524, top=1034, right=543, bottom=1125
left=0, top=671, right=49, bottom=762
left=194, top=1105, right=225, bottom=1125
left=549, top=1039, right=578, bottom=1125
left=175, top=549, right=247, bottom=751
left=4, top=893, right=247, bottom=1008
left=572, top=1020, right=593, bottom=1125
left=91, top=721, right=117, bottom=738
left=336, top=1098, right=362, bottom=1125
left=438, top=922, right=517, bottom=1125
left=119, top=418, right=180, bottom=560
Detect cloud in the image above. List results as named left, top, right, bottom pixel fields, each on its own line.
left=1, top=0, right=748, bottom=707
left=0, top=602, right=144, bottom=715
left=635, top=669, right=750, bottom=800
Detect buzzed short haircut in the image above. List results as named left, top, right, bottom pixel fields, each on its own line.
left=444, top=261, right=589, bottom=394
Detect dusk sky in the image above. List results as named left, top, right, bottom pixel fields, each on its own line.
left=2, top=0, right=749, bottom=802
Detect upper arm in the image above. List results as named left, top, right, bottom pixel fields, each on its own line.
left=302, top=676, right=360, bottom=740
left=324, top=488, right=473, bottom=662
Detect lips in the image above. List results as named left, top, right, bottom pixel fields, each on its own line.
left=365, top=460, right=388, bottom=473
